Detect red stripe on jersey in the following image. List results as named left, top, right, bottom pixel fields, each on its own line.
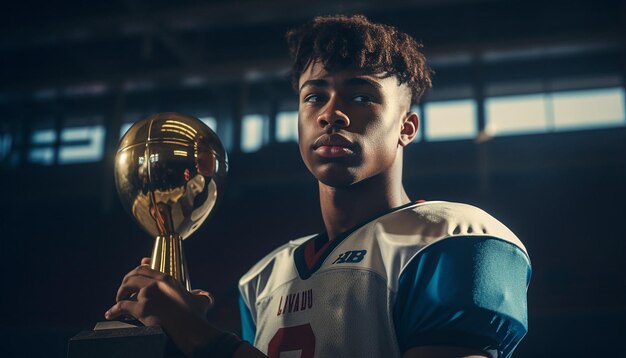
left=303, top=238, right=333, bottom=270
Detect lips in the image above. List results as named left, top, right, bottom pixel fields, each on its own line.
left=312, top=134, right=356, bottom=158
left=312, top=134, right=354, bottom=149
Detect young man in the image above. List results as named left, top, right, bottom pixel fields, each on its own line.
left=107, top=15, right=531, bottom=358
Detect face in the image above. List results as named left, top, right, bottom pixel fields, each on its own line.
left=298, top=61, right=418, bottom=187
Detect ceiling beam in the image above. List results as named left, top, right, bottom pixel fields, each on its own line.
left=0, top=0, right=497, bottom=50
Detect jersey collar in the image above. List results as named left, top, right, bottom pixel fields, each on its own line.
left=294, top=201, right=421, bottom=280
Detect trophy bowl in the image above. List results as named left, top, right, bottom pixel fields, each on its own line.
left=114, top=113, right=228, bottom=291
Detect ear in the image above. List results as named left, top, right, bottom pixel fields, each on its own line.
left=399, top=111, right=419, bottom=147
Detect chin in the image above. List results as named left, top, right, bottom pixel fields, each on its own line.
left=314, top=165, right=361, bottom=188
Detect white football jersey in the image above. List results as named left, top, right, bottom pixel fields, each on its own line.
left=238, top=201, right=531, bottom=358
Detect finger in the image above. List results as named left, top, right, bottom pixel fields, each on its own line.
left=192, top=289, right=214, bottom=303
left=134, top=265, right=169, bottom=280
left=105, top=300, right=137, bottom=320
left=191, top=289, right=208, bottom=296
left=191, top=289, right=215, bottom=314
left=140, top=257, right=151, bottom=266
left=116, top=275, right=155, bottom=302
left=122, top=265, right=168, bottom=287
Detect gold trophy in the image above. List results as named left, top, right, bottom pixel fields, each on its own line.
left=114, top=112, right=228, bottom=290
left=68, top=113, right=227, bottom=357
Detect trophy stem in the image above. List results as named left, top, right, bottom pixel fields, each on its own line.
left=150, top=234, right=191, bottom=291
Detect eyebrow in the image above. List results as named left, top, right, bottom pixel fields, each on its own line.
left=299, top=79, right=328, bottom=92
left=299, top=77, right=383, bottom=92
left=344, top=77, right=383, bottom=90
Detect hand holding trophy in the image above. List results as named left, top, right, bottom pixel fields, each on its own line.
left=68, top=113, right=228, bottom=358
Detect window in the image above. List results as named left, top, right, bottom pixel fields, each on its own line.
left=120, top=112, right=146, bottom=139
left=58, top=125, right=106, bottom=164
left=410, top=105, right=423, bottom=142
left=484, top=87, right=626, bottom=136
left=276, top=111, right=298, bottom=142
left=241, top=114, right=269, bottom=153
left=552, top=88, right=625, bottom=131
left=29, top=128, right=56, bottom=165
left=424, top=100, right=477, bottom=141
left=199, top=117, right=217, bottom=132
left=120, top=122, right=133, bottom=138
left=0, top=132, right=12, bottom=161
left=486, top=94, right=549, bottom=136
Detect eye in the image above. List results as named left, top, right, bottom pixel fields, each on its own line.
left=353, top=95, right=373, bottom=103
left=304, top=94, right=326, bottom=103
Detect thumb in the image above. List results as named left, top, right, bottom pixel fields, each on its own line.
left=191, top=289, right=215, bottom=315
left=140, top=257, right=151, bottom=266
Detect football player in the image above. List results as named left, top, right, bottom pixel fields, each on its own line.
left=107, top=14, right=531, bottom=358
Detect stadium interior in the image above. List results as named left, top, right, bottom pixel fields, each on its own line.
left=1, top=0, right=625, bottom=356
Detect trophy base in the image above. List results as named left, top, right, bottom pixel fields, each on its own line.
left=67, top=322, right=185, bottom=358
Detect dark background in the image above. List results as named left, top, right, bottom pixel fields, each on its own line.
left=1, top=0, right=625, bottom=357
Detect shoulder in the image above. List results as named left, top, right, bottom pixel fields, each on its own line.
left=377, top=201, right=526, bottom=254
left=391, top=202, right=531, bottom=356
left=238, top=234, right=313, bottom=310
left=321, top=201, right=526, bottom=293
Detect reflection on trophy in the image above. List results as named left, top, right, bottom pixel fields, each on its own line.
left=114, top=112, right=228, bottom=290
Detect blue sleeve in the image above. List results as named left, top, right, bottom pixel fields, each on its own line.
left=238, top=294, right=256, bottom=343
left=394, top=236, right=531, bottom=358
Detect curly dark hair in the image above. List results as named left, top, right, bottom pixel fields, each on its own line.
left=286, top=14, right=433, bottom=104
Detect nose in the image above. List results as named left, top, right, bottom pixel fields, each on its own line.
left=317, top=98, right=350, bottom=130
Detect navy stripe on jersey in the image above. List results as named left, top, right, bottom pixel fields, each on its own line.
left=294, top=201, right=420, bottom=280
left=394, top=235, right=531, bottom=358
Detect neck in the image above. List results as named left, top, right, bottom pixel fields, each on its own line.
left=318, top=158, right=410, bottom=241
